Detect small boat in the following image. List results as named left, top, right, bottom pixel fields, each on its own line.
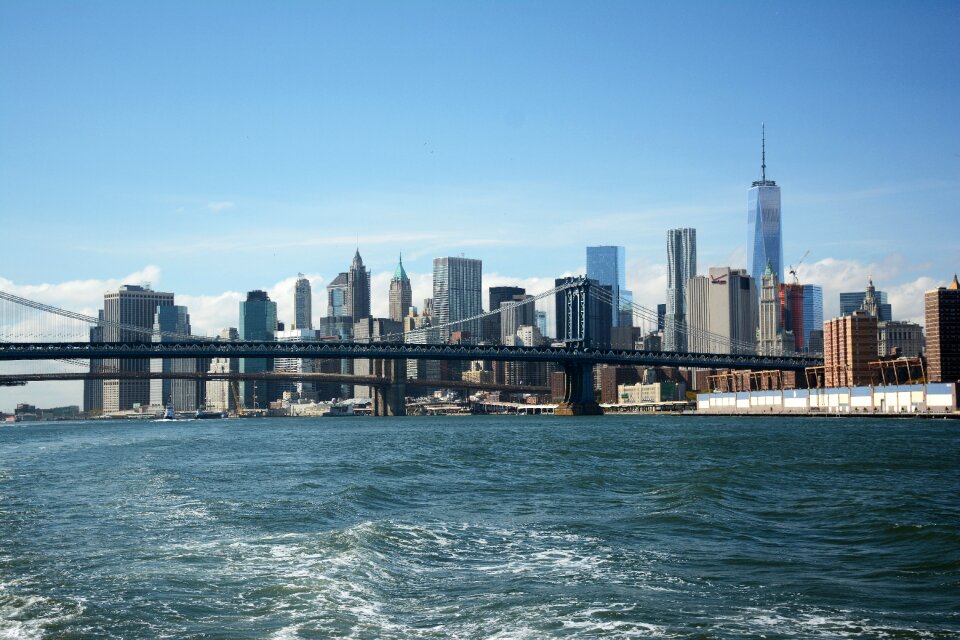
left=194, top=407, right=225, bottom=419
left=161, top=399, right=176, bottom=420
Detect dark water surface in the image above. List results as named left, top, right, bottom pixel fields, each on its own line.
left=1, top=415, right=958, bottom=638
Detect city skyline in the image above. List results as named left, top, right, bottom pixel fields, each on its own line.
left=1, top=1, right=957, bottom=337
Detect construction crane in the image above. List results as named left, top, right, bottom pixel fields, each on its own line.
left=788, top=249, right=810, bottom=284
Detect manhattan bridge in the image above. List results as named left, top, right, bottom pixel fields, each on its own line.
left=0, top=279, right=821, bottom=416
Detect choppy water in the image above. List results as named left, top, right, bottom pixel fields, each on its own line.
left=1, top=415, right=958, bottom=638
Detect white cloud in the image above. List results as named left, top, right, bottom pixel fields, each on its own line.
left=205, top=201, right=236, bottom=213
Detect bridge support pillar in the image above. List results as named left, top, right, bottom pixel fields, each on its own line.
left=372, top=359, right=406, bottom=417
left=555, top=362, right=602, bottom=416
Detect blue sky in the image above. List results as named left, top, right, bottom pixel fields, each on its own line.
left=1, top=1, right=958, bottom=354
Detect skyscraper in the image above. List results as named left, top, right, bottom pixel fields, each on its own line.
left=757, top=262, right=790, bottom=355
left=924, top=274, right=960, bottom=383
left=432, top=257, right=482, bottom=343
left=840, top=279, right=893, bottom=322
left=294, top=273, right=313, bottom=330
left=486, top=286, right=525, bottom=343
left=345, top=250, right=371, bottom=322
left=686, top=267, right=758, bottom=354
left=747, top=125, right=783, bottom=287
left=326, top=272, right=349, bottom=317
left=388, top=255, right=412, bottom=322
left=239, top=290, right=277, bottom=409
left=586, top=246, right=627, bottom=327
left=101, top=285, right=175, bottom=412
left=665, top=228, right=696, bottom=352
left=150, top=304, right=200, bottom=410
left=782, top=283, right=824, bottom=353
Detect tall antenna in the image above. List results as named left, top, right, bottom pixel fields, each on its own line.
left=761, top=122, right=766, bottom=183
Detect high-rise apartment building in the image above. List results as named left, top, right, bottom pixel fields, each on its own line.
left=345, top=250, right=371, bottom=322
left=101, top=285, right=175, bottom=412
left=388, top=255, right=413, bottom=322
left=665, top=228, right=697, bottom=351
left=239, top=290, right=277, bottom=409
left=294, top=274, right=313, bottom=330
left=747, top=126, right=783, bottom=287
left=586, top=246, right=628, bottom=327
left=823, top=312, right=878, bottom=387
left=432, top=256, right=482, bottom=343
left=687, top=267, right=758, bottom=354
left=924, top=275, right=960, bottom=382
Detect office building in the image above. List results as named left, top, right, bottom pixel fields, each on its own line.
left=840, top=280, right=892, bottom=322
left=757, top=263, right=792, bottom=355
left=665, top=228, right=697, bottom=351
left=345, top=250, right=371, bottom=322
left=536, top=310, right=548, bottom=338
left=485, top=286, right=525, bottom=343
left=687, top=267, right=758, bottom=354
left=657, top=303, right=666, bottom=333
left=823, top=312, right=878, bottom=387
left=500, top=294, right=535, bottom=344
left=326, top=273, right=349, bottom=317
left=747, top=126, right=783, bottom=286
left=924, top=275, right=960, bottom=382
left=586, top=245, right=628, bottom=327
left=782, top=283, right=824, bottom=353
left=388, top=255, right=413, bottom=322
left=294, top=274, right=313, bottom=330
left=239, top=290, right=277, bottom=409
left=150, top=305, right=201, bottom=411
left=877, top=321, right=924, bottom=358
left=102, top=285, right=175, bottom=412
left=274, top=328, right=322, bottom=401
left=432, top=256, right=482, bottom=343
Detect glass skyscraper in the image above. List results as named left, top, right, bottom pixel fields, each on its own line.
left=239, top=290, right=278, bottom=409
left=586, top=245, right=627, bottom=327
left=747, top=127, right=783, bottom=287
left=432, top=256, right=483, bottom=343
left=665, top=228, right=696, bottom=352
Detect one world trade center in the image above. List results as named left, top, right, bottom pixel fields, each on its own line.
left=747, top=125, right=782, bottom=289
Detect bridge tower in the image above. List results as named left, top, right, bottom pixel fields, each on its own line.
left=556, top=277, right=603, bottom=416
left=371, top=358, right=407, bottom=416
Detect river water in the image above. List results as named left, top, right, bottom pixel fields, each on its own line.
left=1, top=415, right=958, bottom=638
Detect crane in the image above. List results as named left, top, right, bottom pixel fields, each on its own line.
left=788, top=250, right=810, bottom=284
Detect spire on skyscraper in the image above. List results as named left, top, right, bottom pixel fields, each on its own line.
left=761, top=122, right=766, bottom=184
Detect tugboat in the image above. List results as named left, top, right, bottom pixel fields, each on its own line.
left=161, top=398, right=176, bottom=420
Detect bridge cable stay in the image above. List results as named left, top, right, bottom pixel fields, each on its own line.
left=589, top=287, right=764, bottom=355
left=372, top=279, right=579, bottom=344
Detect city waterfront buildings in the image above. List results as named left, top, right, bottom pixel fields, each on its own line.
left=664, top=228, right=696, bottom=351
left=432, top=256, right=482, bottom=343
left=924, top=274, right=960, bottom=382
left=757, top=262, right=791, bottom=355
left=782, top=283, right=824, bottom=353
left=326, top=273, right=349, bottom=318
left=205, top=328, right=240, bottom=413
left=747, top=127, right=783, bottom=286
left=877, top=321, right=924, bottom=358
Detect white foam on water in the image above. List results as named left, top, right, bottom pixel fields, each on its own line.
left=727, top=606, right=944, bottom=638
